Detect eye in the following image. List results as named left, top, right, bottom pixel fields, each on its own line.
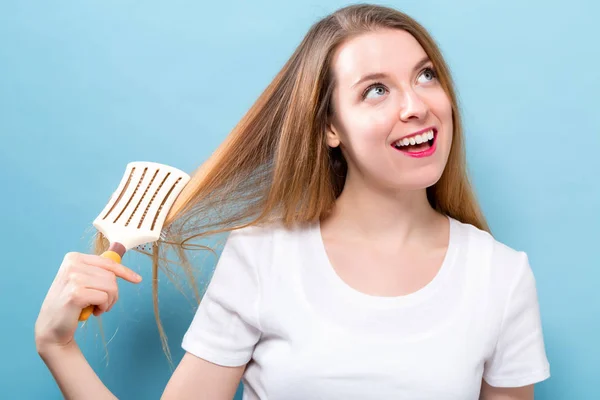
left=362, top=83, right=388, bottom=100
left=417, top=67, right=437, bottom=84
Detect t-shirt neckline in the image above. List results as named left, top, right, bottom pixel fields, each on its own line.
left=310, top=215, right=459, bottom=309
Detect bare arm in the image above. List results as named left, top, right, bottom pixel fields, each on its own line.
left=38, top=342, right=117, bottom=400
left=480, top=380, right=534, bottom=400
left=35, top=252, right=243, bottom=400
left=38, top=342, right=243, bottom=400
left=162, top=353, right=245, bottom=400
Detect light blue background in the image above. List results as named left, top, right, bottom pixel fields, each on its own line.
left=1, top=0, right=598, bottom=398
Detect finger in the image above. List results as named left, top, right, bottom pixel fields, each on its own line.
left=63, top=252, right=140, bottom=283
left=84, top=267, right=122, bottom=310
left=84, top=264, right=120, bottom=283
left=68, top=287, right=109, bottom=312
left=76, top=253, right=142, bottom=283
left=93, top=301, right=110, bottom=317
left=75, top=271, right=119, bottom=309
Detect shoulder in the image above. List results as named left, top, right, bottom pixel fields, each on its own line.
left=451, top=219, right=545, bottom=346
left=219, top=221, right=314, bottom=290
left=228, top=220, right=308, bottom=243
left=454, top=221, right=551, bottom=386
left=225, top=220, right=312, bottom=261
left=452, top=218, right=535, bottom=296
left=454, top=218, right=530, bottom=269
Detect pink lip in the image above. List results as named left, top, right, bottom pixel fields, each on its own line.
left=402, top=138, right=437, bottom=158
left=391, top=128, right=438, bottom=158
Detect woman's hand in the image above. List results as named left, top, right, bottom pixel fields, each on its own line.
left=34, top=251, right=142, bottom=352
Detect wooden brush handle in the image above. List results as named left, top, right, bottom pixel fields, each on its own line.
left=78, top=250, right=123, bottom=321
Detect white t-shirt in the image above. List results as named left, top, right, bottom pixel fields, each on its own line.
left=182, top=217, right=550, bottom=399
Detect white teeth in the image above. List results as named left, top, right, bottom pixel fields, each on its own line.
left=393, top=129, right=435, bottom=147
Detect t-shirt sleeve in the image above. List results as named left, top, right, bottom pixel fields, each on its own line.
left=483, top=252, right=550, bottom=387
left=181, top=228, right=262, bottom=367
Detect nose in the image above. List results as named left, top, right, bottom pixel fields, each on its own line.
left=398, top=88, right=428, bottom=121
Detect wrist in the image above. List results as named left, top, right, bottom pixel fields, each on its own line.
left=36, top=339, right=78, bottom=359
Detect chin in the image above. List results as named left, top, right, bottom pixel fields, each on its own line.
left=389, top=167, right=445, bottom=192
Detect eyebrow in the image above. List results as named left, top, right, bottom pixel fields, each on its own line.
left=350, top=56, right=433, bottom=89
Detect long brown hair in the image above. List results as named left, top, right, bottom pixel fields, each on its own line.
left=93, top=3, right=488, bottom=364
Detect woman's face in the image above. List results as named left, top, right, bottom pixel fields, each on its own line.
left=328, top=29, right=453, bottom=192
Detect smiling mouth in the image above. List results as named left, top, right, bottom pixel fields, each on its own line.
left=391, top=128, right=436, bottom=153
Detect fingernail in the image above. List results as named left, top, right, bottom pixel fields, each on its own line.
left=133, top=273, right=142, bottom=282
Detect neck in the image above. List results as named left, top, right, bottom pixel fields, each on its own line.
left=323, top=173, right=444, bottom=246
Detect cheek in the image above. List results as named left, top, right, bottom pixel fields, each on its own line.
left=339, top=106, right=396, bottom=149
left=433, top=92, right=453, bottom=125
left=429, top=93, right=454, bottom=144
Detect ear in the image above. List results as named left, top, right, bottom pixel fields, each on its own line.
left=326, top=122, right=341, bottom=148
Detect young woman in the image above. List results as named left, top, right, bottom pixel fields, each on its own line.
left=34, top=4, right=550, bottom=399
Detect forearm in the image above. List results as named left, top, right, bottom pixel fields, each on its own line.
left=38, top=342, right=117, bottom=400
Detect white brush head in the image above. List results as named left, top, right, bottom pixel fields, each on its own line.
left=93, top=161, right=191, bottom=250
